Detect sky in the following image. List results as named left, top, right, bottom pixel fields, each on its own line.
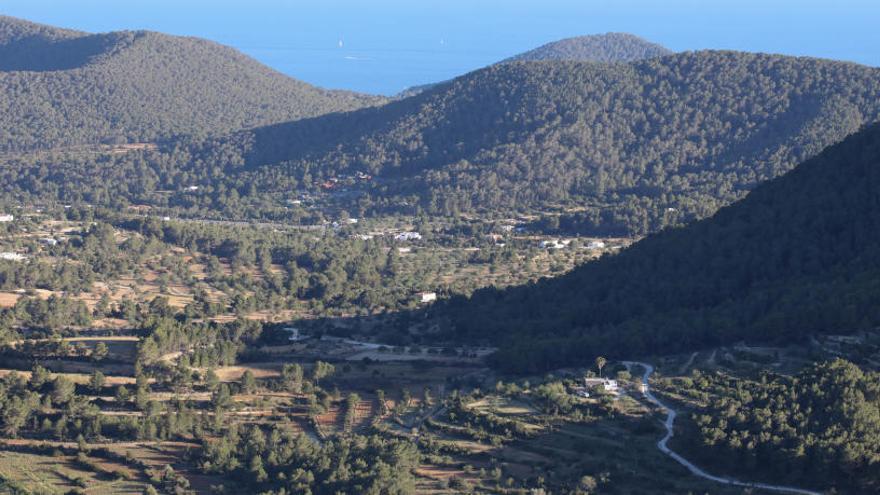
left=1, top=0, right=878, bottom=95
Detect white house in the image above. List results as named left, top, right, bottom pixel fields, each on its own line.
left=416, top=292, right=437, bottom=303
left=395, top=232, right=422, bottom=241
left=539, top=239, right=570, bottom=249
left=0, top=214, right=13, bottom=222
left=584, top=377, right=620, bottom=394
left=39, top=238, right=58, bottom=246
left=603, top=379, right=620, bottom=393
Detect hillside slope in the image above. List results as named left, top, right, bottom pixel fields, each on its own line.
left=397, top=33, right=671, bottom=98
left=0, top=16, right=382, bottom=151
left=501, top=33, right=671, bottom=63
left=431, top=123, right=880, bottom=372
left=206, top=51, right=880, bottom=235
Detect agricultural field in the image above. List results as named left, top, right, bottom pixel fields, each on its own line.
left=0, top=449, right=149, bottom=494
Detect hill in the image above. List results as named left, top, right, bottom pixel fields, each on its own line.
left=395, top=33, right=670, bottom=98
left=191, top=51, right=880, bottom=235
left=429, top=123, right=880, bottom=372
left=501, top=33, right=672, bottom=63
left=0, top=16, right=383, bottom=151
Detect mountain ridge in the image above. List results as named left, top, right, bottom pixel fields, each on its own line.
left=185, top=50, right=880, bottom=235
left=0, top=15, right=385, bottom=151
left=427, top=122, right=880, bottom=372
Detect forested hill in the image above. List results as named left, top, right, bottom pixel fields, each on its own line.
left=501, top=33, right=671, bottom=63
left=430, top=123, right=880, bottom=373
left=396, top=33, right=671, bottom=98
left=0, top=16, right=383, bottom=151
left=208, top=50, right=880, bottom=235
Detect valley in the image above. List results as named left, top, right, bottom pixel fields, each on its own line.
left=0, top=9, right=878, bottom=495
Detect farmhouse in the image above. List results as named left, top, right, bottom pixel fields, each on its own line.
left=416, top=291, right=437, bottom=303
left=539, top=239, right=570, bottom=249
left=395, top=231, right=422, bottom=241
left=583, top=377, right=620, bottom=394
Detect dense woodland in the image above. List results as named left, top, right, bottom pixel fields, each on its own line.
left=2, top=47, right=879, bottom=238
left=427, top=123, right=880, bottom=372
left=188, top=50, right=880, bottom=235
left=397, top=32, right=672, bottom=98
left=0, top=16, right=381, bottom=152
left=201, top=429, right=418, bottom=495
left=679, top=359, right=880, bottom=493
left=501, top=33, right=671, bottom=63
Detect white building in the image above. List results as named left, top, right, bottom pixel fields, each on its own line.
left=395, top=232, right=422, bottom=241
left=416, top=292, right=437, bottom=303
left=539, top=239, right=570, bottom=249
left=586, top=240, right=606, bottom=250
left=584, top=377, right=620, bottom=394
left=0, top=214, right=13, bottom=222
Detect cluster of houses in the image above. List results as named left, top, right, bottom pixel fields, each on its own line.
left=319, top=172, right=373, bottom=191
left=350, top=230, right=422, bottom=243
left=538, top=239, right=608, bottom=250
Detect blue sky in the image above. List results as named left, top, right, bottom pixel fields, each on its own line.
left=2, top=0, right=878, bottom=95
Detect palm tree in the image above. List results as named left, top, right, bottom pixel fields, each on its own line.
left=595, top=356, right=607, bottom=378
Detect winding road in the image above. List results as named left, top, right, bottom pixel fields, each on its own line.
left=623, top=361, right=822, bottom=495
